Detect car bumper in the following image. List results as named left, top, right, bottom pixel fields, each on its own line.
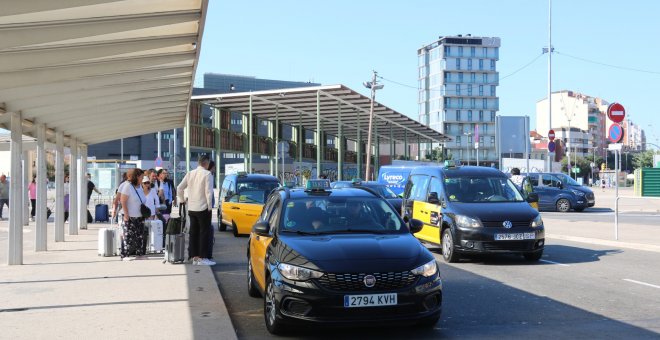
left=573, top=198, right=591, bottom=209
left=270, top=273, right=442, bottom=326
left=453, top=227, right=545, bottom=254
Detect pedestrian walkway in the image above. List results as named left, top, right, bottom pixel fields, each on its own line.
left=0, top=219, right=237, bottom=340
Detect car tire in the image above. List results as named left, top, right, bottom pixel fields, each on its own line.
left=441, top=228, right=459, bottom=263
left=247, top=258, right=261, bottom=298
left=218, top=210, right=227, bottom=231
left=264, top=277, right=286, bottom=335
left=523, top=251, right=543, bottom=261
left=232, top=221, right=239, bottom=237
left=556, top=198, right=571, bottom=212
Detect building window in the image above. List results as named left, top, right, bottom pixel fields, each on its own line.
left=482, top=123, right=488, bottom=133
left=467, top=86, right=472, bottom=96
left=470, top=98, right=476, bottom=109
left=483, top=47, right=487, bottom=57
left=490, top=85, right=496, bottom=96
left=479, top=59, right=484, bottom=70
left=479, top=85, right=484, bottom=96
left=490, top=136, right=495, bottom=146
left=456, top=135, right=462, bottom=144
left=470, top=72, right=476, bottom=83
left=444, top=46, right=450, bottom=55
left=490, top=60, right=496, bottom=70
left=467, top=59, right=472, bottom=70
left=468, top=110, right=473, bottom=121
left=482, top=98, right=488, bottom=108
left=490, top=111, right=496, bottom=122
left=468, top=135, right=473, bottom=144
left=479, top=136, right=484, bottom=145
left=457, top=98, right=464, bottom=108
left=456, top=58, right=461, bottom=70
left=456, top=110, right=461, bottom=121
left=444, top=72, right=449, bottom=82
left=482, top=73, right=488, bottom=83
left=458, top=46, right=463, bottom=56
left=444, top=97, right=451, bottom=106
left=455, top=84, right=461, bottom=95
left=458, top=123, right=464, bottom=132
left=471, top=47, right=476, bottom=57
left=458, top=72, right=464, bottom=82
left=479, top=110, right=484, bottom=121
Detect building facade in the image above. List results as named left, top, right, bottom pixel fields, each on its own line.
left=417, top=35, right=500, bottom=164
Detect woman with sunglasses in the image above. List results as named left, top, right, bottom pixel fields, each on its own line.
left=119, top=168, right=148, bottom=260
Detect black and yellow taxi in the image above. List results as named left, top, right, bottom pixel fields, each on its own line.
left=402, top=161, right=544, bottom=262
left=218, top=172, right=279, bottom=236
left=247, top=179, right=442, bottom=334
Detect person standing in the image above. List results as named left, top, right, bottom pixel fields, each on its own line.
left=156, top=169, right=174, bottom=215
left=177, top=155, right=214, bottom=266
left=510, top=168, right=525, bottom=190
left=86, top=173, right=102, bottom=205
left=28, top=176, right=37, bottom=221
left=119, top=169, right=148, bottom=261
left=0, top=175, right=9, bottom=220
left=63, top=174, right=70, bottom=223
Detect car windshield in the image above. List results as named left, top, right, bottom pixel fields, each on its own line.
left=364, top=185, right=398, bottom=199
left=554, top=173, right=580, bottom=186
left=233, top=181, right=279, bottom=204
left=444, top=176, right=525, bottom=203
left=281, top=196, right=404, bottom=234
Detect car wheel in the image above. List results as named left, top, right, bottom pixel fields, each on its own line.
left=264, top=277, right=286, bottom=335
left=556, top=198, right=571, bottom=212
left=232, top=222, right=239, bottom=237
left=247, top=258, right=261, bottom=297
left=441, top=228, right=459, bottom=263
left=523, top=251, right=543, bottom=261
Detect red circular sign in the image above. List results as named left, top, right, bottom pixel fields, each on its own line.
left=548, top=129, right=555, bottom=141
left=607, top=103, right=625, bottom=123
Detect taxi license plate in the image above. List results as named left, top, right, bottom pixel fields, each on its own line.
left=494, top=233, right=536, bottom=241
left=344, top=293, right=397, bottom=308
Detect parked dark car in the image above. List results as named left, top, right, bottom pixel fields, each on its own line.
left=524, top=173, right=595, bottom=212
left=330, top=180, right=403, bottom=213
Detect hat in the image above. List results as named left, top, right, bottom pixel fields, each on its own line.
left=142, top=176, right=150, bottom=183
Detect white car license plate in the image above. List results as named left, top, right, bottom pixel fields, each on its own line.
left=494, top=233, right=536, bottom=241
left=344, top=293, right=397, bottom=308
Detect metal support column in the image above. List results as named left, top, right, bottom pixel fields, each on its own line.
left=185, top=106, right=190, bottom=172
left=173, top=128, right=177, bottom=185
left=242, top=114, right=249, bottom=171
left=417, top=135, right=421, bottom=161
left=248, top=95, right=253, bottom=173
left=275, top=106, right=279, bottom=180
left=337, top=104, right=343, bottom=181
left=268, top=115, right=275, bottom=176
left=404, top=131, right=408, bottom=160
left=79, top=145, right=88, bottom=230
left=298, top=112, right=303, bottom=168
left=214, top=108, right=221, bottom=190
left=23, top=150, right=29, bottom=226
left=390, top=124, right=394, bottom=163
left=316, top=90, right=321, bottom=178
left=8, top=112, right=24, bottom=265
left=357, top=111, right=362, bottom=179
left=69, top=138, right=78, bottom=235
left=35, top=124, right=47, bottom=251
left=55, top=131, right=64, bottom=242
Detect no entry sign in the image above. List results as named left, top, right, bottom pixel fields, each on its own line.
left=548, top=129, right=555, bottom=141
left=608, top=123, right=624, bottom=143
left=548, top=140, right=556, bottom=152
left=607, top=103, right=626, bottom=123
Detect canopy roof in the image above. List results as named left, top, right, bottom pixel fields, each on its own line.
left=193, top=85, right=451, bottom=144
left=0, top=0, right=208, bottom=146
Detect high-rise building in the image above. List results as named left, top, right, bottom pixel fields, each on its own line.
left=417, top=35, right=500, bottom=164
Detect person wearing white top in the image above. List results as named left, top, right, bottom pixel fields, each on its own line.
left=177, top=155, right=214, bottom=266
left=119, top=169, right=148, bottom=260
left=141, top=176, right=160, bottom=218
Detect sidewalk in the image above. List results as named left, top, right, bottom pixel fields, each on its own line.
left=544, top=186, right=660, bottom=253
left=0, top=219, right=237, bottom=340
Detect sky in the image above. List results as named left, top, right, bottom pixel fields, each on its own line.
left=195, top=0, right=660, bottom=146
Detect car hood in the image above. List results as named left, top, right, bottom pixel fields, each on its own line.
left=568, top=185, right=593, bottom=194
left=450, top=202, right=538, bottom=222
left=277, top=233, right=431, bottom=273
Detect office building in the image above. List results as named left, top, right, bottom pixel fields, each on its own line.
left=417, top=35, right=500, bottom=164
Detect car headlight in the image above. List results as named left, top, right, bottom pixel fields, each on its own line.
left=531, top=214, right=543, bottom=228
left=570, top=189, right=585, bottom=196
left=411, top=260, right=438, bottom=277
left=278, top=263, right=324, bottom=281
left=455, top=215, right=482, bottom=228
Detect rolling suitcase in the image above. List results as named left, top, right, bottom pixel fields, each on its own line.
left=146, top=219, right=164, bottom=253
left=98, top=228, right=115, bottom=257
left=164, top=204, right=186, bottom=264
left=95, top=204, right=109, bottom=222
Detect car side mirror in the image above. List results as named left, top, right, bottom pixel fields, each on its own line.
left=408, top=218, right=424, bottom=234
left=253, top=221, right=270, bottom=236
left=427, top=192, right=440, bottom=205
left=527, top=192, right=539, bottom=203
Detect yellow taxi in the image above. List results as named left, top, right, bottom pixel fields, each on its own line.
left=218, top=172, right=279, bottom=236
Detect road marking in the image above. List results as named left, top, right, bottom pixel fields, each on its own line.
left=623, top=279, right=660, bottom=290
left=539, top=259, right=569, bottom=267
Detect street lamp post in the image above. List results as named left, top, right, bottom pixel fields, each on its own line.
left=363, top=71, right=384, bottom=181
left=464, top=132, right=472, bottom=165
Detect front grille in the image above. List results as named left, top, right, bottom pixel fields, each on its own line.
left=316, top=271, right=418, bottom=291
left=482, top=241, right=534, bottom=251
left=482, top=221, right=530, bottom=228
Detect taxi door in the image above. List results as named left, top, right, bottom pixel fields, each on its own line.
left=250, top=198, right=280, bottom=290
left=220, top=179, right=235, bottom=226
left=415, top=177, right=443, bottom=245
left=520, top=177, right=539, bottom=210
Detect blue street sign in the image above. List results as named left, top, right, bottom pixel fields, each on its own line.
left=548, top=141, right=556, bottom=152
left=609, top=124, right=623, bottom=143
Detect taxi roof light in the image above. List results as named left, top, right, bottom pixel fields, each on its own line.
left=305, top=179, right=331, bottom=191
left=237, top=171, right=248, bottom=177
left=444, top=160, right=461, bottom=168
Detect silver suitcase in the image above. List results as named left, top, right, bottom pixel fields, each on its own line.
left=164, top=234, right=185, bottom=263
left=98, top=228, right=115, bottom=257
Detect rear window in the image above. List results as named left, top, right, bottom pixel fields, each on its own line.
left=231, top=180, right=279, bottom=204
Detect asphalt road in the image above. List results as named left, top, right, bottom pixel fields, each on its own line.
left=541, top=208, right=660, bottom=226
left=210, top=228, right=660, bottom=339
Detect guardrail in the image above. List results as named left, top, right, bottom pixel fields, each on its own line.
left=615, top=196, right=660, bottom=240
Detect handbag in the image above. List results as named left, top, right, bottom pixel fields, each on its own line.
left=132, top=186, right=152, bottom=219
left=166, top=203, right=186, bottom=235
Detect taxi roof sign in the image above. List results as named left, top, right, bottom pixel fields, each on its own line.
left=306, top=179, right=331, bottom=191
left=444, top=160, right=461, bottom=168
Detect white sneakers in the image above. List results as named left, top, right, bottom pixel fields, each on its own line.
left=193, top=258, right=216, bottom=266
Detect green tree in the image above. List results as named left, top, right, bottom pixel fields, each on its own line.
left=633, top=150, right=655, bottom=169
left=424, top=147, right=451, bottom=162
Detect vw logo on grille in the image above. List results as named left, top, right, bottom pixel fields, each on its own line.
left=363, top=275, right=376, bottom=288
left=502, top=221, right=513, bottom=229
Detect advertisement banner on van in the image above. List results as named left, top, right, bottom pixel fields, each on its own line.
left=377, top=168, right=411, bottom=195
